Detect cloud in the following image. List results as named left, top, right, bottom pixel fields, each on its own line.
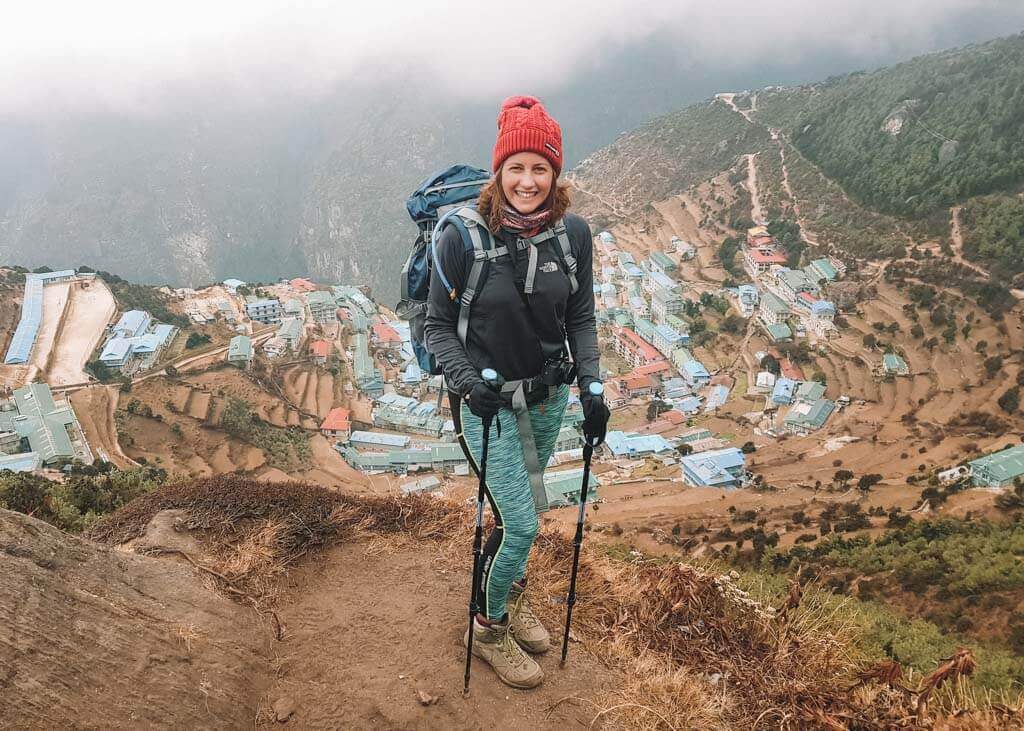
left=2, top=0, right=1022, bottom=115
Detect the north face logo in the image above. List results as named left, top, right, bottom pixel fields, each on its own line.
left=540, top=262, right=559, bottom=273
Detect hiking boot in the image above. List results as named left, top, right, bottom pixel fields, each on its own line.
left=464, top=617, right=544, bottom=689
left=508, top=583, right=550, bottom=654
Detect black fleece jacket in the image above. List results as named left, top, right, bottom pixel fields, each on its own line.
left=424, top=212, right=600, bottom=396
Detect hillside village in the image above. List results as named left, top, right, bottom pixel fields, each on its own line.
left=3, top=188, right=1023, bottom=509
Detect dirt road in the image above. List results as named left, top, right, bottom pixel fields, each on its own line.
left=47, top=279, right=116, bottom=386
left=70, top=385, right=135, bottom=468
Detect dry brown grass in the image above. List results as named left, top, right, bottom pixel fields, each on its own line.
left=88, top=477, right=1022, bottom=729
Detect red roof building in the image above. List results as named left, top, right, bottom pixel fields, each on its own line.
left=290, top=277, right=317, bottom=292
left=310, top=340, right=330, bottom=359
left=371, top=322, right=403, bottom=348
left=744, top=245, right=789, bottom=274
left=618, top=374, right=656, bottom=397
left=614, top=328, right=662, bottom=369
left=320, top=407, right=352, bottom=439
left=632, top=360, right=671, bottom=378
left=662, top=410, right=686, bottom=425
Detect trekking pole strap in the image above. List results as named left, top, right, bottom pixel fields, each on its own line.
left=502, top=381, right=548, bottom=513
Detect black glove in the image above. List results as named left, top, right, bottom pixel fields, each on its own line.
left=581, top=392, right=610, bottom=447
left=466, top=381, right=503, bottom=420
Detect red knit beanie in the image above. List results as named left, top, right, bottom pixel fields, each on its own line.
left=492, top=95, right=563, bottom=175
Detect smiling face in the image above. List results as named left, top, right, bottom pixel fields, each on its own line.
left=500, top=151, right=554, bottom=215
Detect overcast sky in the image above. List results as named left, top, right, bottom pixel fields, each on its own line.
left=3, top=0, right=1024, bottom=116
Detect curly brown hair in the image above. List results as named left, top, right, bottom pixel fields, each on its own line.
left=476, top=171, right=572, bottom=235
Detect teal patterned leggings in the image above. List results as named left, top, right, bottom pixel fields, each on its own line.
left=454, top=384, right=569, bottom=620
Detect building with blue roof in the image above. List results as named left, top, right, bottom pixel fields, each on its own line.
left=674, top=396, right=702, bottom=414
left=681, top=359, right=711, bottom=388
left=653, top=324, right=686, bottom=358
left=112, top=310, right=151, bottom=339
left=245, top=297, right=283, bottom=325
left=4, top=276, right=44, bottom=364
left=772, top=377, right=798, bottom=405
left=628, top=296, right=650, bottom=319
left=622, top=263, right=644, bottom=280
left=662, top=377, right=691, bottom=399
left=604, top=431, right=673, bottom=458
left=735, top=284, right=760, bottom=317
left=645, top=271, right=677, bottom=297
left=704, top=384, right=730, bottom=412
left=402, top=362, right=423, bottom=385
left=223, top=278, right=246, bottom=293
left=680, top=447, right=747, bottom=488
left=99, top=337, right=134, bottom=369
left=0, top=452, right=43, bottom=473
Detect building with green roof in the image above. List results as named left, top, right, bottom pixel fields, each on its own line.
left=352, top=332, right=384, bottom=396
left=764, top=322, right=793, bottom=342
left=337, top=442, right=467, bottom=474
left=804, top=258, right=839, bottom=284
left=648, top=251, right=677, bottom=274
left=783, top=398, right=835, bottom=436
left=227, top=335, right=253, bottom=367
left=796, top=381, right=826, bottom=401
left=970, top=445, right=1024, bottom=488
left=759, top=291, right=790, bottom=325
left=882, top=353, right=909, bottom=376
left=0, top=383, right=92, bottom=465
left=306, top=290, right=337, bottom=323
left=544, top=468, right=599, bottom=508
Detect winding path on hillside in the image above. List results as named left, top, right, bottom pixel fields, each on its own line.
left=948, top=205, right=992, bottom=279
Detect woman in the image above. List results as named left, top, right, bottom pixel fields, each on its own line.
left=424, top=95, right=610, bottom=689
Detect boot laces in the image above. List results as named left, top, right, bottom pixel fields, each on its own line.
left=498, top=624, right=529, bottom=667
left=511, top=589, right=540, bottom=629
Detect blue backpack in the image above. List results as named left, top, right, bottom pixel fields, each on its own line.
left=397, top=164, right=580, bottom=375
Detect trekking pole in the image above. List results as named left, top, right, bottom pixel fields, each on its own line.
left=464, top=368, right=501, bottom=697
left=561, top=382, right=603, bottom=668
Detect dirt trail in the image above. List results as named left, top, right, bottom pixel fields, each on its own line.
left=949, top=206, right=993, bottom=279
left=263, top=540, right=610, bottom=730
left=746, top=152, right=763, bottom=223
left=69, top=385, right=134, bottom=467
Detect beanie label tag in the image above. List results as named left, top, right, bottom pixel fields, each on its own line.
left=544, top=142, right=560, bottom=157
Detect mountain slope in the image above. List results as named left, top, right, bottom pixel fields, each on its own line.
left=784, top=33, right=1024, bottom=220
left=0, top=508, right=272, bottom=728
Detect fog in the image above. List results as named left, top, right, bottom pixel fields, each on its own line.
left=3, top=0, right=1024, bottom=117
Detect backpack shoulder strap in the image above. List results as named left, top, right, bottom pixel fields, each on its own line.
left=432, top=206, right=497, bottom=347
left=552, top=220, right=580, bottom=294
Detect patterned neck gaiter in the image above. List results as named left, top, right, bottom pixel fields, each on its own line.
left=500, top=204, right=552, bottom=238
